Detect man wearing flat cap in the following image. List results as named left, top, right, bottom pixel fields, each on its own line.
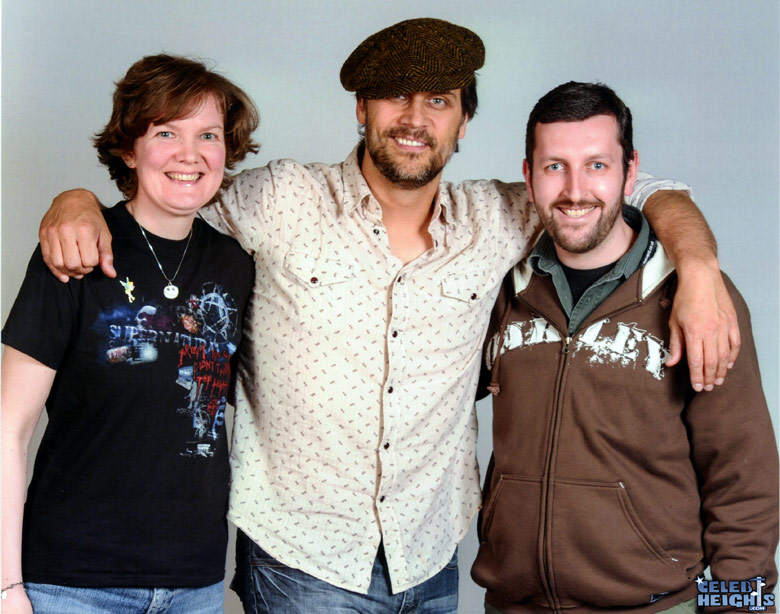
left=38, top=17, right=739, bottom=614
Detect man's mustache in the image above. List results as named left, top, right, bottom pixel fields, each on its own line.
left=551, top=198, right=604, bottom=209
left=383, top=128, right=436, bottom=148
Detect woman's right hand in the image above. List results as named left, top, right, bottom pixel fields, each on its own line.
left=38, top=189, right=115, bottom=282
left=2, top=587, right=34, bottom=613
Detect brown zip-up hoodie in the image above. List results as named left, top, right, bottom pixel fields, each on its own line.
left=471, top=245, right=778, bottom=613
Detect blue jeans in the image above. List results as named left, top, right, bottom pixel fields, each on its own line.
left=25, top=581, right=223, bottom=614
left=231, top=530, right=458, bottom=613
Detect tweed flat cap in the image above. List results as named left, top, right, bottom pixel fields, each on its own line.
left=340, top=18, right=485, bottom=98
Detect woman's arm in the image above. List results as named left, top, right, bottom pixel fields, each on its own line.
left=1, top=347, right=56, bottom=613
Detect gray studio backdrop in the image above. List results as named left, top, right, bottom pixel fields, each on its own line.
left=2, top=1, right=778, bottom=612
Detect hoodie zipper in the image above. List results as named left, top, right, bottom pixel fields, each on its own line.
left=540, top=332, right=571, bottom=612
left=521, top=296, right=646, bottom=611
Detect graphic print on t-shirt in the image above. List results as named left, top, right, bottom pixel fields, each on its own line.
left=98, top=281, right=240, bottom=458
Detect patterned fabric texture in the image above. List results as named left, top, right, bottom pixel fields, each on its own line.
left=340, top=18, right=485, bottom=98
left=200, top=147, right=683, bottom=594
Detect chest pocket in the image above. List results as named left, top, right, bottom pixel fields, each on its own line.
left=284, top=251, right=355, bottom=288
left=440, top=267, right=496, bottom=303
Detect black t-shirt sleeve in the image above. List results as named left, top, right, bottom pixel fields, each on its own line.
left=1, top=245, right=79, bottom=370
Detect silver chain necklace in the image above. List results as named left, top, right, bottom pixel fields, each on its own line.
left=134, top=219, right=193, bottom=300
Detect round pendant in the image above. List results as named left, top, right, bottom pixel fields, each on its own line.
left=163, top=284, right=179, bottom=299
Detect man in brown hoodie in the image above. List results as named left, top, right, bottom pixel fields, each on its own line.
left=471, top=81, right=778, bottom=614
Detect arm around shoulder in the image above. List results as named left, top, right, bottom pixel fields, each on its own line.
left=39, top=188, right=114, bottom=282
left=199, top=163, right=288, bottom=253
left=641, top=188, right=740, bottom=392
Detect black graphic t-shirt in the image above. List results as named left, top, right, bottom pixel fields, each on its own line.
left=2, top=202, right=254, bottom=587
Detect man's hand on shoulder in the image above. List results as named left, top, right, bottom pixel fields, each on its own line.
left=666, top=257, right=741, bottom=391
left=39, top=189, right=115, bottom=282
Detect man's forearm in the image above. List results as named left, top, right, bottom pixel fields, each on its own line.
left=642, top=188, right=740, bottom=391
left=643, top=189, right=717, bottom=267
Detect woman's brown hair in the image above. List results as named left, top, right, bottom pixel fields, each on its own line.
left=94, top=54, right=259, bottom=198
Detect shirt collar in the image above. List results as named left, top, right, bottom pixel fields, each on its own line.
left=341, top=143, right=454, bottom=226
left=340, top=144, right=374, bottom=216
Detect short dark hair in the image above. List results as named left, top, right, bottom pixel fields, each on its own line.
left=525, top=81, right=633, bottom=173
left=461, top=77, right=479, bottom=121
left=94, top=54, right=259, bottom=199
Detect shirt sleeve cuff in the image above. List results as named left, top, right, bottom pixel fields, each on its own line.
left=628, top=171, right=694, bottom=210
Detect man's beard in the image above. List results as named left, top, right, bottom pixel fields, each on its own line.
left=541, top=195, right=624, bottom=254
left=364, top=123, right=459, bottom=190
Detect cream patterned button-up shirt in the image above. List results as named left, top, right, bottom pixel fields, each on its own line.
left=201, top=145, right=684, bottom=594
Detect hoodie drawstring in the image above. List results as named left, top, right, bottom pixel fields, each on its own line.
left=487, top=288, right=514, bottom=397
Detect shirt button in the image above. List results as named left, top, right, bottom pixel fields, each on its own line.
left=379, top=496, right=386, bottom=502
left=384, top=442, right=390, bottom=450
left=311, top=277, right=319, bottom=284
left=373, top=228, right=380, bottom=235
left=391, top=330, right=398, bottom=338
left=397, top=275, right=404, bottom=283
left=470, top=292, right=477, bottom=300
left=387, top=386, right=394, bottom=393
